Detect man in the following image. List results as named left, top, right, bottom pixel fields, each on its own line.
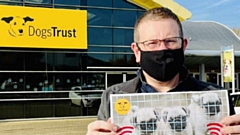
left=87, top=7, right=235, bottom=134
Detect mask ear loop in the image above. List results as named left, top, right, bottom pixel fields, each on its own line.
left=180, top=37, right=184, bottom=50
left=135, top=42, right=142, bottom=67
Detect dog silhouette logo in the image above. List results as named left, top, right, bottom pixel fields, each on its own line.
left=1, top=16, right=34, bottom=37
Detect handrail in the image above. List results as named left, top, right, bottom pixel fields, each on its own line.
left=0, top=71, right=106, bottom=73
left=0, top=90, right=104, bottom=94
left=87, top=66, right=140, bottom=69
left=0, top=90, right=104, bottom=101
left=231, top=92, right=240, bottom=96
left=0, top=97, right=102, bottom=102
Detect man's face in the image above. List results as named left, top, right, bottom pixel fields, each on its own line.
left=132, top=18, right=186, bottom=63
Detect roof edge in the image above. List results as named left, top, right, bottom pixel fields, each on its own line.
left=184, top=21, right=240, bottom=41
left=185, top=50, right=240, bottom=56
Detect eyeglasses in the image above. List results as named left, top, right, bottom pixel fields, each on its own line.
left=136, top=37, right=183, bottom=51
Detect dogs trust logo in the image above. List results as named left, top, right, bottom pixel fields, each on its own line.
left=1, top=16, right=34, bottom=37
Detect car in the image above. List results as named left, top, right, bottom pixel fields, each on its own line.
left=69, top=85, right=103, bottom=107
left=231, top=92, right=240, bottom=114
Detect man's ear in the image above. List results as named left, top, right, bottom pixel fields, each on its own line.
left=131, top=42, right=141, bottom=63
left=183, top=38, right=188, bottom=52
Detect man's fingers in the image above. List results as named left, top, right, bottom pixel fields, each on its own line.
left=220, top=116, right=234, bottom=125
left=220, top=114, right=240, bottom=125
left=86, top=120, right=118, bottom=135
left=221, top=125, right=240, bottom=134
left=86, top=131, right=117, bottom=135
left=107, top=118, right=112, bottom=123
left=87, top=120, right=118, bottom=132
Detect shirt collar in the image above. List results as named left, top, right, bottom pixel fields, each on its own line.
left=136, top=69, right=157, bottom=93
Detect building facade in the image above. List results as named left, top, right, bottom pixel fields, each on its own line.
left=0, top=0, right=240, bottom=120
left=0, top=0, right=145, bottom=120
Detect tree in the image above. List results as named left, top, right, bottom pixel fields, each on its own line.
left=232, top=27, right=240, bottom=37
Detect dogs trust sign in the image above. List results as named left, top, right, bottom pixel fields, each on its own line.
left=0, top=5, right=87, bottom=49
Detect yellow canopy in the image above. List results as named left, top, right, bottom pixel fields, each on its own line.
left=127, top=0, right=192, bottom=22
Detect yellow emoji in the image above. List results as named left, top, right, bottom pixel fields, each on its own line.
left=114, top=98, right=131, bottom=115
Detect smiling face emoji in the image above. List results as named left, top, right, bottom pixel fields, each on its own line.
left=114, top=98, right=131, bottom=115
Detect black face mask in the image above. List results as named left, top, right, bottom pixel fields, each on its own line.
left=140, top=48, right=184, bottom=82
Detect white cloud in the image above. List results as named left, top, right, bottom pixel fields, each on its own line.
left=205, top=0, right=230, bottom=9
left=190, top=13, right=210, bottom=21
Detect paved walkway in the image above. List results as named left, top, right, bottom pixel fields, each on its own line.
left=0, top=117, right=96, bottom=135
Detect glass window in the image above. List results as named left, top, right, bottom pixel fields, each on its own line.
left=113, top=10, right=136, bottom=27
left=55, top=100, right=83, bottom=117
left=0, top=2, right=23, bottom=6
left=53, top=72, right=105, bottom=90
left=88, top=46, right=113, bottom=52
left=127, top=74, right=137, bottom=81
left=137, top=11, right=145, bottom=18
left=24, top=52, right=46, bottom=71
left=87, top=0, right=112, bottom=7
left=54, top=0, right=80, bottom=5
left=107, top=74, right=122, bottom=87
left=89, top=46, right=132, bottom=53
left=25, top=73, right=49, bottom=92
left=113, top=29, right=133, bottom=46
left=52, top=53, right=82, bottom=71
left=24, top=3, right=53, bottom=8
left=111, top=54, right=136, bottom=66
left=24, top=0, right=52, bottom=4
left=87, top=53, right=136, bottom=67
left=53, top=73, right=64, bottom=91
left=54, top=5, right=80, bottom=10
left=0, top=101, right=24, bottom=119
left=0, top=52, right=24, bottom=70
left=81, top=73, right=105, bottom=89
left=113, top=47, right=132, bottom=53
left=87, top=54, right=112, bottom=66
left=87, top=8, right=112, bottom=26
left=88, top=27, right=113, bottom=45
left=0, top=73, right=24, bottom=92
left=53, top=72, right=84, bottom=91
left=25, top=100, right=53, bottom=118
left=54, top=73, right=81, bottom=90
left=113, top=0, right=137, bottom=9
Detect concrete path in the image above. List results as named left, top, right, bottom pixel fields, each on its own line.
left=0, top=117, right=96, bottom=135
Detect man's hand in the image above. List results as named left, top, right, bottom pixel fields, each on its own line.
left=86, top=118, right=118, bottom=135
left=220, top=114, right=240, bottom=134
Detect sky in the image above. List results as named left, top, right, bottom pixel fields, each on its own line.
left=174, top=0, right=240, bottom=29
